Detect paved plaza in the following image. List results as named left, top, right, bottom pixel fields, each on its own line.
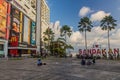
left=0, top=57, right=120, bottom=80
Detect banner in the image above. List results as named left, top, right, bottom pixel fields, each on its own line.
left=30, top=22, right=36, bottom=45
left=0, top=0, right=7, bottom=39
left=23, top=15, right=30, bottom=43
left=11, top=7, right=20, bottom=36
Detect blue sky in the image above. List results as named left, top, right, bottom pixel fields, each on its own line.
left=47, top=0, right=120, bottom=53
left=47, top=0, right=120, bottom=31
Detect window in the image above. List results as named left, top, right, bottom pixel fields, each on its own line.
left=0, top=44, right=4, bottom=50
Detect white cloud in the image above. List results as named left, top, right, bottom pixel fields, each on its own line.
left=50, top=21, right=120, bottom=54
left=50, top=21, right=60, bottom=31
left=56, top=21, right=60, bottom=29
left=70, top=31, right=83, bottom=43
left=92, top=26, right=106, bottom=35
left=79, top=6, right=91, bottom=17
left=69, top=26, right=120, bottom=53
left=110, top=28, right=120, bottom=40
left=50, top=21, right=61, bottom=40
left=90, top=11, right=110, bottom=21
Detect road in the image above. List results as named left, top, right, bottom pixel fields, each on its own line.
left=0, top=57, right=120, bottom=80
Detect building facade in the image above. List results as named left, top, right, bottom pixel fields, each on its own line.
left=41, top=0, right=50, bottom=47
left=0, top=0, right=50, bottom=57
left=36, top=0, right=50, bottom=54
left=6, top=0, right=37, bottom=57
left=0, top=0, right=11, bottom=57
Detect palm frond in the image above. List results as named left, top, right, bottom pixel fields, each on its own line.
left=100, top=15, right=117, bottom=31
left=78, top=16, right=93, bottom=33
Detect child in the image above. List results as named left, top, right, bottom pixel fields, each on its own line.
left=37, top=59, right=42, bottom=66
left=37, top=58, right=46, bottom=66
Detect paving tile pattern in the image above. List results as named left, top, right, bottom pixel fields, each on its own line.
left=0, top=58, right=120, bottom=80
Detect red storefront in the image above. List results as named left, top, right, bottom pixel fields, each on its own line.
left=7, top=0, right=37, bottom=57
left=9, top=36, right=18, bottom=56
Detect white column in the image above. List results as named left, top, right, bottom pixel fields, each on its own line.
left=100, top=45, right=102, bottom=58
left=107, top=48, right=109, bottom=59
left=36, top=0, right=41, bottom=54
left=4, top=41, right=8, bottom=58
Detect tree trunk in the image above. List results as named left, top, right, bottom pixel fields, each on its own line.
left=85, top=30, right=87, bottom=55
left=107, top=28, right=110, bottom=59
left=57, top=41, right=59, bottom=57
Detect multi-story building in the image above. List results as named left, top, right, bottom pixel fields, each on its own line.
left=31, top=0, right=36, bottom=10
left=41, top=0, right=50, bottom=44
left=6, top=0, right=37, bottom=57
left=0, top=0, right=50, bottom=57
left=36, top=0, right=50, bottom=54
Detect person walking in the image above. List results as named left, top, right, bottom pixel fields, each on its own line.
left=81, top=57, right=86, bottom=65
left=92, top=57, right=96, bottom=64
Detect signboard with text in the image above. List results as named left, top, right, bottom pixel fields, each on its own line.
left=10, top=36, right=18, bottom=47
left=9, top=36, right=18, bottom=56
left=79, top=48, right=119, bottom=55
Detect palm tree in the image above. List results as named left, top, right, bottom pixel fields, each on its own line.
left=78, top=17, right=93, bottom=55
left=53, top=37, right=74, bottom=57
left=100, top=15, right=117, bottom=58
left=60, top=25, right=72, bottom=42
left=60, top=25, right=72, bottom=54
left=43, top=27, right=54, bottom=55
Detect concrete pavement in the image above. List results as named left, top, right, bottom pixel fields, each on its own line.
left=0, top=57, right=120, bottom=80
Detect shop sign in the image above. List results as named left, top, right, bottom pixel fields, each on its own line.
left=10, top=36, right=18, bottom=47
left=79, top=48, right=119, bottom=55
